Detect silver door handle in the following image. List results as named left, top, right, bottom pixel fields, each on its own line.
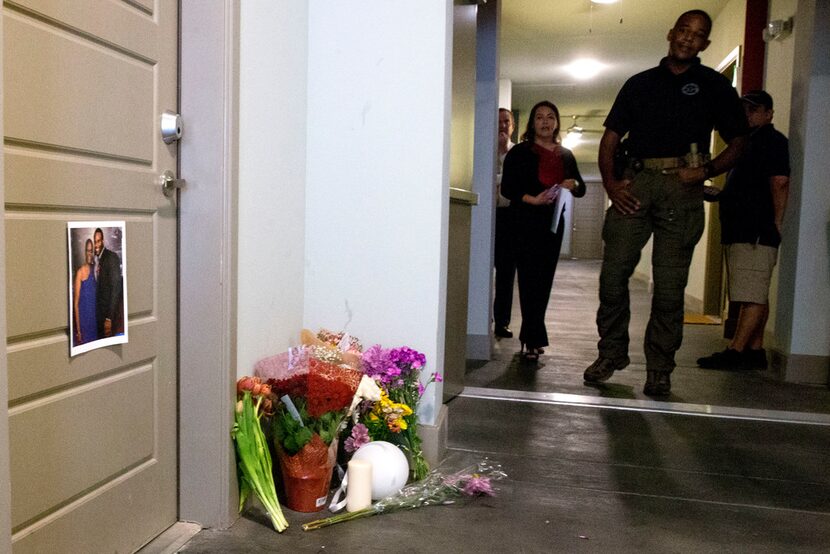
left=160, top=170, right=186, bottom=197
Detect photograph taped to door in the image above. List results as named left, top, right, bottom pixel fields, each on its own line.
left=67, top=222, right=129, bottom=356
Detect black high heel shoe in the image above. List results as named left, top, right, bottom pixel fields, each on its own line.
left=520, top=343, right=543, bottom=362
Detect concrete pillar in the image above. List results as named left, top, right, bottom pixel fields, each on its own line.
left=467, top=0, right=501, bottom=360
left=774, top=0, right=830, bottom=384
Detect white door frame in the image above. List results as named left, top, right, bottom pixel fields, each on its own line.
left=178, top=1, right=240, bottom=528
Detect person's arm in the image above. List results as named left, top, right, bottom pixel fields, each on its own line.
left=74, top=269, right=83, bottom=342
left=675, top=135, right=748, bottom=184
left=561, top=149, right=586, bottom=198
left=500, top=147, right=521, bottom=202
left=599, top=128, right=639, bottom=214
left=770, top=174, right=790, bottom=233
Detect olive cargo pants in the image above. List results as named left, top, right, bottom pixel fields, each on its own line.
left=596, top=169, right=705, bottom=373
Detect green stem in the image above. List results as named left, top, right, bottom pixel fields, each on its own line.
left=302, top=507, right=377, bottom=531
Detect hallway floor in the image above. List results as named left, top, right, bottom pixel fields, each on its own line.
left=168, top=259, right=830, bottom=553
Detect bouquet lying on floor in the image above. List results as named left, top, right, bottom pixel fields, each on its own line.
left=303, top=459, right=506, bottom=531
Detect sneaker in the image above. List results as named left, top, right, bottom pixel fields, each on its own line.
left=745, top=348, right=768, bottom=370
left=697, top=348, right=748, bottom=370
left=583, top=356, right=630, bottom=383
left=643, top=370, right=671, bottom=397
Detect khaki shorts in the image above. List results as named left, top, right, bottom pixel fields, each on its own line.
left=724, top=243, right=778, bottom=304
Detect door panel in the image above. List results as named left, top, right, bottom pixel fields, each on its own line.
left=5, top=218, right=154, bottom=337
left=9, top=365, right=155, bottom=528
left=4, top=11, right=155, bottom=162
left=4, top=0, right=178, bottom=551
left=570, top=181, right=605, bottom=260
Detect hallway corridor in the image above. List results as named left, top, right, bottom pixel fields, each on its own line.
left=172, top=260, right=830, bottom=553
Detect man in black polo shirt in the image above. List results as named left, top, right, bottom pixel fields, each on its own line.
left=697, top=90, right=789, bottom=371
left=583, top=10, right=748, bottom=397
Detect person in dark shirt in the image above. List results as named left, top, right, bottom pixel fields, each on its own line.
left=697, top=90, right=790, bottom=371
left=494, top=108, right=517, bottom=339
left=501, top=100, right=586, bottom=361
left=583, top=10, right=749, bottom=396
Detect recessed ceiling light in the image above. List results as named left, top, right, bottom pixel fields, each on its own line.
left=563, top=59, right=605, bottom=80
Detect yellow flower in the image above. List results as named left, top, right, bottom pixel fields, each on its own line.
left=370, top=392, right=413, bottom=433
left=388, top=416, right=408, bottom=432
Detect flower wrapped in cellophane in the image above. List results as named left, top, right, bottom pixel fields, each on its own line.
left=302, top=459, right=506, bottom=531
left=254, top=332, right=370, bottom=512
left=349, top=345, right=441, bottom=480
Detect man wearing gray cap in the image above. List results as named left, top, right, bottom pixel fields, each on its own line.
left=697, top=90, right=790, bottom=371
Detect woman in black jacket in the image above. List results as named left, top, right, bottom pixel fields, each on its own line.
left=501, top=100, right=586, bottom=361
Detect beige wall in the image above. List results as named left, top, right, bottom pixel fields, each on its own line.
left=450, top=5, right=477, bottom=192
left=760, top=0, right=797, bottom=345
left=680, top=0, right=746, bottom=308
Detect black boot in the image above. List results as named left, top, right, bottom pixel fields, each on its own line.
left=643, top=371, right=671, bottom=397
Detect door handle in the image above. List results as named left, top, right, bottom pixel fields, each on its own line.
left=160, top=170, right=186, bottom=197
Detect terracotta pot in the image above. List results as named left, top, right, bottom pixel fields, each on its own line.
left=275, top=434, right=338, bottom=512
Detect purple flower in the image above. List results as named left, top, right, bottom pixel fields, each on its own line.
left=389, top=346, right=426, bottom=374
left=461, top=475, right=494, bottom=496
left=344, top=423, right=370, bottom=453
left=361, top=345, right=396, bottom=385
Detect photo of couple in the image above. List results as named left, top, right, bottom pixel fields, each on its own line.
left=67, top=222, right=128, bottom=356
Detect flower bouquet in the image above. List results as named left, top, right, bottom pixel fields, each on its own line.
left=232, top=377, right=288, bottom=532
left=350, top=345, right=441, bottom=480
left=265, top=346, right=364, bottom=512
left=303, top=459, right=506, bottom=531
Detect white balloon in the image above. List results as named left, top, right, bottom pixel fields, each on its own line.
left=352, top=441, right=409, bottom=499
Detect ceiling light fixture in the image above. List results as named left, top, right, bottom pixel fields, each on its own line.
left=591, top=0, right=619, bottom=4
left=562, top=117, right=583, bottom=149
left=563, top=58, right=605, bottom=80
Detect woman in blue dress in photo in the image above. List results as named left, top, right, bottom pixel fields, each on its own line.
left=73, top=238, right=98, bottom=345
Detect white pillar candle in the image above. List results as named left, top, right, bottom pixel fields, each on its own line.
left=346, top=459, right=372, bottom=512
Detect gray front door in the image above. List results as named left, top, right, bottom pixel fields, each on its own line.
left=4, top=1, right=179, bottom=551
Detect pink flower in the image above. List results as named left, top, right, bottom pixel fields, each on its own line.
left=461, top=475, right=494, bottom=496
left=344, top=423, right=370, bottom=453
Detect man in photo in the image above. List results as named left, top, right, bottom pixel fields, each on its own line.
left=93, top=227, right=124, bottom=338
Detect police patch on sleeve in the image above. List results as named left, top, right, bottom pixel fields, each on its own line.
left=682, top=83, right=700, bottom=96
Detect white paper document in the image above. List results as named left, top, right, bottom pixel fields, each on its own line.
left=550, top=189, right=571, bottom=233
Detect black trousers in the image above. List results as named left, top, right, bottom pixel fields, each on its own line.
left=493, top=207, right=516, bottom=328
left=515, top=214, right=565, bottom=348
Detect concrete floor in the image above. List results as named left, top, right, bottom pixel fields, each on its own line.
left=166, top=259, right=830, bottom=553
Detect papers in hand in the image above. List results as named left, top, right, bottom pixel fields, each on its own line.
left=551, top=188, right=571, bottom=233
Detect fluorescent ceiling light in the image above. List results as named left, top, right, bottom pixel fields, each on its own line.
left=563, top=59, right=605, bottom=80
left=591, top=0, right=618, bottom=4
